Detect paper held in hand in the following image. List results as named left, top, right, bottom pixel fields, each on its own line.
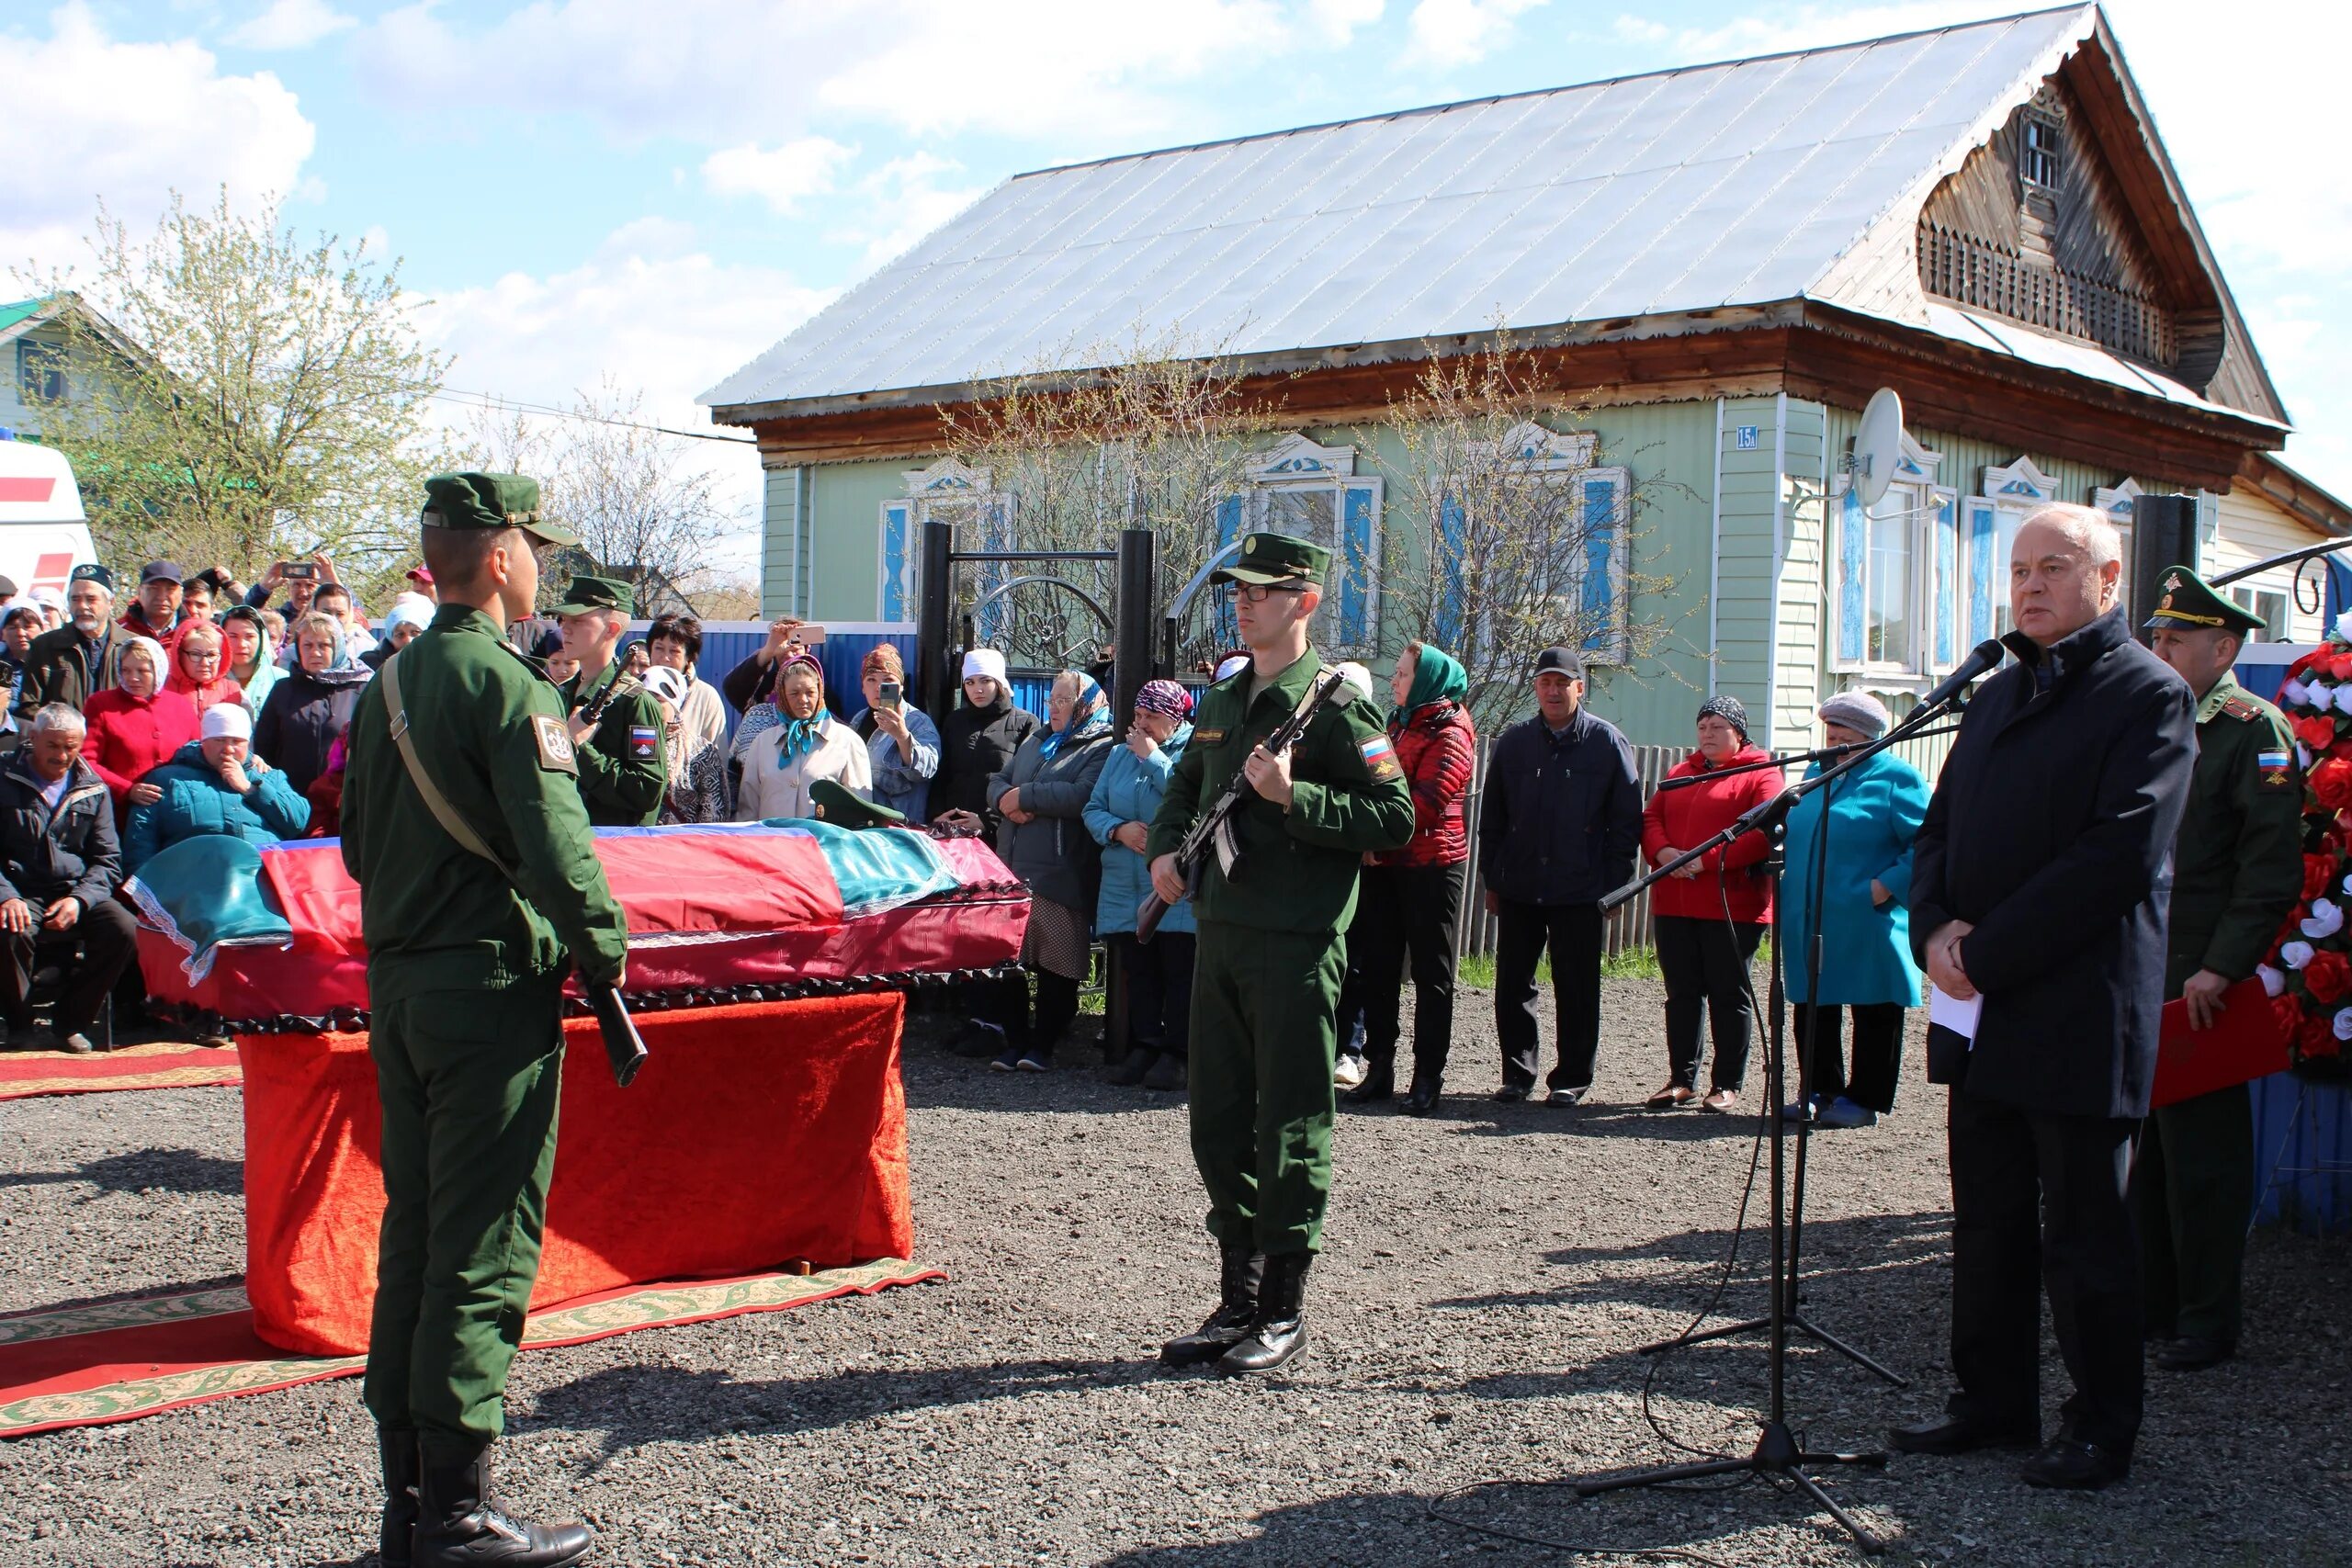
left=1928, top=984, right=1984, bottom=1042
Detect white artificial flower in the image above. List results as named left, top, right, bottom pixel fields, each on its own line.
left=2283, top=677, right=2312, bottom=708
left=2334, top=1008, right=2352, bottom=1042
left=2304, top=899, right=2346, bottom=940
left=2335, top=608, right=2352, bottom=644
left=2300, top=742, right=2315, bottom=771
left=2282, top=940, right=2316, bottom=970
left=2341, top=873, right=2352, bottom=897
left=2333, top=685, right=2352, bottom=717
left=2259, top=964, right=2287, bottom=998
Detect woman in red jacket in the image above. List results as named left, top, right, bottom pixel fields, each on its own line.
left=164, top=620, right=245, bottom=712
left=1640, top=694, right=1781, bottom=1111
left=83, top=636, right=199, bottom=821
left=1345, top=640, right=1476, bottom=1114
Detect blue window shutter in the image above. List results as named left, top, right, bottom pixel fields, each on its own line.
left=1579, top=473, right=1619, bottom=653
left=1212, top=494, right=1244, bottom=645
left=1836, top=487, right=1866, bottom=665
left=1437, top=494, right=1466, bottom=646
left=1340, top=484, right=1375, bottom=646
left=880, top=502, right=910, bottom=620
left=1964, top=500, right=1997, bottom=645
left=1933, top=492, right=1958, bottom=668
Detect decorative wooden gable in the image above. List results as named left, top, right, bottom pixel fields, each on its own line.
left=1248, top=433, right=1357, bottom=480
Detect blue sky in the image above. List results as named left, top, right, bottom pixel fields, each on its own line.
left=9, top=0, right=2346, bottom=581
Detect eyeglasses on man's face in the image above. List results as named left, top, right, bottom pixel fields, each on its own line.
left=1226, top=582, right=1305, bottom=604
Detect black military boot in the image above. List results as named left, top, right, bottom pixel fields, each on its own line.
left=413, top=1446, right=593, bottom=1568
left=378, top=1427, right=420, bottom=1568
left=1342, top=1056, right=1395, bottom=1103
left=1220, top=1250, right=1312, bottom=1373
left=1159, top=1240, right=1263, bottom=1365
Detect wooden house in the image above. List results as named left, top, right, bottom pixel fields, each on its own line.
left=704, top=5, right=2345, bottom=750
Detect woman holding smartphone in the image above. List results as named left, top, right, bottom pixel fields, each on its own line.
left=851, top=643, right=941, bottom=821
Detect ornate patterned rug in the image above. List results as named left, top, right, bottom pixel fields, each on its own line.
left=0, top=1258, right=943, bottom=1438
left=0, top=1041, right=243, bottom=1100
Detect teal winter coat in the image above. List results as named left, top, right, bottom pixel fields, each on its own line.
left=123, top=741, right=312, bottom=874
left=1781, top=748, right=1928, bottom=1006
left=1084, top=723, right=1194, bottom=937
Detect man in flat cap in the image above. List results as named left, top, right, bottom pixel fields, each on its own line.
left=341, top=472, right=627, bottom=1568
left=548, top=574, right=665, bottom=827
left=2139, top=565, right=2302, bottom=1373
left=1147, top=530, right=1413, bottom=1373
left=16, top=563, right=128, bottom=719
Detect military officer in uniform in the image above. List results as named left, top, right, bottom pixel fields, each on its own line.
left=341, top=474, right=628, bottom=1568
left=1147, top=532, right=1413, bottom=1373
left=549, top=574, right=665, bottom=826
left=2140, top=565, right=2302, bottom=1372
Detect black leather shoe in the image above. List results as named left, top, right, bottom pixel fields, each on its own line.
left=1887, top=1415, right=2039, bottom=1456
left=1401, top=1073, right=1441, bottom=1116
left=1219, top=1251, right=1311, bottom=1373
left=2154, top=1335, right=2233, bottom=1371
left=379, top=1427, right=420, bottom=1568
left=413, top=1447, right=592, bottom=1566
left=1142, top=1052, right=1187, bottom=1092
left=2021, top=1434, right=2131, bottom=1491
left=1160, top=1242, right=1263, bottom=1366
left=1342, top=1073, right=1395, bottom=1105
left=1103, top=1048, right=1152, bottom=1087
left=1492, top=1083, right=1532, bottom=1103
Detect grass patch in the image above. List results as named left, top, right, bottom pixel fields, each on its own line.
left=1456, top=944, right=1663, bottom=989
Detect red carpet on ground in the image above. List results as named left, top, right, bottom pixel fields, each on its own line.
left=0, top=1259, right=943, bottom=1439
left=0, top=1041, right=242, bottom=1100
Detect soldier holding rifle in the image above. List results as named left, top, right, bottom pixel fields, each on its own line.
left=1146, top=532, right=1412, bottom=1374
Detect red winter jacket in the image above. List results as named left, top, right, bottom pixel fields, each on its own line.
left=83, top=686, right=201, bottom=819
left=1641, top=743, right=1782, bottom=923
left=1370, top=700, right=1476, bottom=868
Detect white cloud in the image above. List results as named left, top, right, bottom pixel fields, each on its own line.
left=0, top=4, right=315, bottom=278
left=1308, top=0, right=1385, bottom=42
left=1407, top=0, right=1549, bottom=69
left=702, top=136, right=855, bottom=215
left=227, top=0, right=357, bottom=51
left=832, top=153, right=989, bottom=270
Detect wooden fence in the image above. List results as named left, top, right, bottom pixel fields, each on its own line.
left=1452, top=740, right=1682, bottom=960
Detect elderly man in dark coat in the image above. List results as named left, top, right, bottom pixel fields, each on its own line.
left=0, top=704, right=135, bottom=1054
left=1895, top=502, right=2195, bottom=1491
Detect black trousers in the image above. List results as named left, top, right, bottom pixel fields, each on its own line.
left=1355, top=862, right=1464, bottom=1079
left=1947, top=1089, right=2143, bottom=1451
left=1790, top=1000, right=1905, bottom=1112
left=1653, top=914, right=1763, bottom=1092
left=2, top=897, right=138, bottom=1034
left=972, top=970, right=1080, bottom=1055
left=2135, top=1082, right=2253, bottom=1347
left=1107, top=931, right=1195, bottom=1058
left=1494, top=899, right=1604, bottom=1092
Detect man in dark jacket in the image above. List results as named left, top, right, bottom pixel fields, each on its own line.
left=17, top=564, right=128, bottom=719
left=1478, top=646, right=1643, bottom=1104
left=0, top=705, right=135, bottom=1053
left=1897, top=503, right=2196, bottom=1492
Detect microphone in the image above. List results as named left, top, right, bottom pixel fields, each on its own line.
left=1915, top=637, right=2008, bottom=714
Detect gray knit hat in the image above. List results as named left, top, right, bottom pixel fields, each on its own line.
left=1696, top=694, right=1749, bottom=740
left=1818, top=690, right=1892, bottom=740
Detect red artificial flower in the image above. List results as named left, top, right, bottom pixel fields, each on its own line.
left=2313, top=759, right=2352, bottom=812
left=2308, top=1032, right=2344, bottom=1060
left=2299, top=1016, right=2335, bottom=1058
left=2293, top=714, right=2340, bottom=752
left=2331, top=738, right=2352, bottom=763
left=2303, top=950, right=2352, bottom=1005
left=2331, top=654, right=2352, bottom=682
left=2288, top=651, right=2320, bottom=683
left=2304, top=853, right=2337, bottom=902
left=2276, top=993, right=2308, bottom=1036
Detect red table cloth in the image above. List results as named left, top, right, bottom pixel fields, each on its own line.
left=238, top=993, right=910, bottom=1356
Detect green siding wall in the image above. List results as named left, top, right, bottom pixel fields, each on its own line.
left=1772, top=400, right=1828, bottom=752
left=1713, top=396, right=1781, bottom=735
left=760, top=466, right=809, bottom=618
left=806, top=459, right=917, bottom=624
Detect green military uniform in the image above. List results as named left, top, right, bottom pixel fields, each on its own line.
left=341, top=475, right=628, bottom=1473
left=549, top=575, right=665, bottom=827
left=1148, top=535, right=1414, bottom=1261
left=2138, top=567, right=2302, bottom=1354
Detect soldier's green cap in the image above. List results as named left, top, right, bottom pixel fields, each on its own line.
left=421, top=472, right=578, bottom=547
left=1212, top=531, right=1328, bottom=589
left=2143, top=564, right=2265, bottom=635
left=549, top=574, right=636, bottom=619
left=810, top=778, right=906, bottom=830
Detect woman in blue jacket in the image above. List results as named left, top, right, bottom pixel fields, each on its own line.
left=1084, top=680, right=1195, bottom=1092
left=1780, top=691, right=1927, bottom=1128
left=123, top=703, right=311, bottom=874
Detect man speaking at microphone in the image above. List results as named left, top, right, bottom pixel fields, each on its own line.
left=1897, top=502, right=2194, bottom=1491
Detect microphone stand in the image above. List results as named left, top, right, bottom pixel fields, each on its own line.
left=1572, top=683, right=1980, bottom=1555
left=1652, top=723, right=1957, bottom=790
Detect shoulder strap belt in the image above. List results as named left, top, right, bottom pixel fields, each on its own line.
left=380, top=654, right=517, bottom=880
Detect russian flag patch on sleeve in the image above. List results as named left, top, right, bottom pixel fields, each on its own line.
left=629, top=725, right=660, bottom=761
left=1359, top=734, right=1400, bottom=780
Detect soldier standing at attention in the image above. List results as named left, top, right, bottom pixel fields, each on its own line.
left=1148, top=532, right=1413, bottom=1373
left=341, top=474, right=628, bottom=1568
left=2140, top=566, right=2302, bottom=1373
left=548, top=573, right=665, bottom=826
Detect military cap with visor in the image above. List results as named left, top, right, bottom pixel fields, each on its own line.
left=810, top=777, right=907, bottom=830
left=1213, top=531, right=1329, bottom=589
left=549, top=574, right=637, bottom=619
left=2143, top=564, right=2266, bottom=636
left=421, top=471, right=579, bottom=547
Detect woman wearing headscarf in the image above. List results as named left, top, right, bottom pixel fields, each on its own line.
left=1085, top=679, right=1196, bottom=1091
left=932, top=648, right=1039, bottom=836
left=220, top=606, right=281, bottom=720
left=1345, top=640, right=1477, bottom=1114
left=733, top=654, right=871, bottom=820
left=252, top=610, right=371, bottom=796
left=643, top=664, right=730, bottom=824
left=1640, top=694, right=1782, bottom=1112
left=360, top=592, right=435, bottom=671
left=982, top=671, right=1115, bottom=1072
left=83, top=636, right=198, bottom=820
left=852, top=642, right=942, bottom=821
left=165, top=619, right=244, bottom=711
left=1779, top=691, right=1927, bottom=1129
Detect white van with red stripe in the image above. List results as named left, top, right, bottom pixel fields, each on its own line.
left=0, top=434, right=98, bottom=599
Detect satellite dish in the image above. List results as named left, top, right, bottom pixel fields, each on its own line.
left=1851, top=388, right=1906, bottom=508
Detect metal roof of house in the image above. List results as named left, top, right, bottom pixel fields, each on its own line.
left=0, top=299, right=47, bottom=340
left=706, top=6, right=2118, bottom=419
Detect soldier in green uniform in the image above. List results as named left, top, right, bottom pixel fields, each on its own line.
left=549, top=574, right=666, bottom=826
left=1147, top=532, right=1413, bottom=1373
left=2140, top=565, right=2302, bottom=1373
left=341, top=474, right=628, bottom=1568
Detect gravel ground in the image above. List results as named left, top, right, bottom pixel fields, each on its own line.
left=3, top=976, right=2349, bottom=1567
